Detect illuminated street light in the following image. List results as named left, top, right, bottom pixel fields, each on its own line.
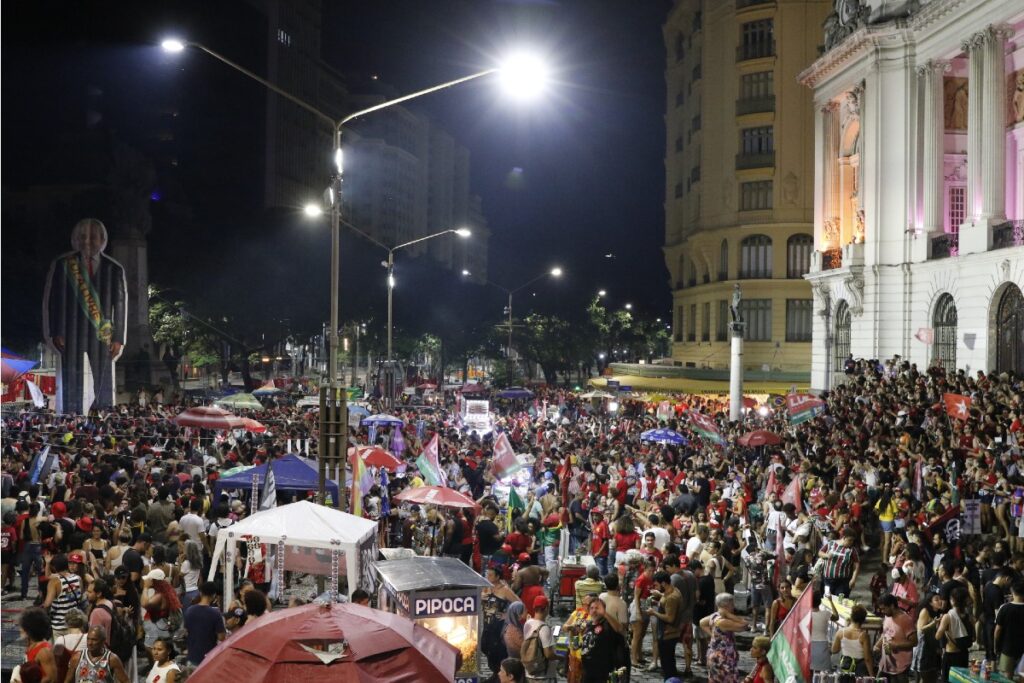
left=624, top=303, right=633, bottom=310
left=455, top=227, right=472, bottom=238
left=302, top=203, right=324, bottom=218
left=598, top=289, right=606, bottom=298
left=551, top=267, right=563, bottom=277
left=462, top=269, right=471, bottom=276
left=160, top=38, right=186, bottom=53
left=498, top=52, right=549, bottom=100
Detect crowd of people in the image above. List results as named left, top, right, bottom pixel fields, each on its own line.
left=2, top=355, right=1024, bottom=682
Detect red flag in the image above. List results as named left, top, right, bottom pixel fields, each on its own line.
left=765, top=468, right=778, bottom=499
left=767, top=584, right=813, bottom=683
left=491, top=432, right=522, bottom=480
left=782, top=476, right=802, bottom=511
left=923, top=503, right=961, bottom=543
left=943, top=393, right=971, bottom=420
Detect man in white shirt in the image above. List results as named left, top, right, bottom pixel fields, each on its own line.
left=686, top=524, right=708, bottom=562
left=179, top=499, right=208, bottom=544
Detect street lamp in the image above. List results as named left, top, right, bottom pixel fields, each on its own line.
left=466, top=266, right=562, bottom=384
left=597, top=289, right=606, bottom=298
left=165, top=36, right=547, bottom=510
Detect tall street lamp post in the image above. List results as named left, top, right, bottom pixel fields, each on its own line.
left=463, top=267, right=562, bottom=384
left=163, top=38, right=547, bottom=508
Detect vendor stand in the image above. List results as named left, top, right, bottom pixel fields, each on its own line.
left=373, top=556, right=491, bottom=683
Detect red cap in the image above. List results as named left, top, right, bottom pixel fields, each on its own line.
left=68, top=551, right=85, bottom=564
left=533, top=595, right=550, bottom=611
left=51, top=502, right=67, bottom=518
left=76, top=517, right=94, bottom=532
left=517, top=552, right=531, bottom=562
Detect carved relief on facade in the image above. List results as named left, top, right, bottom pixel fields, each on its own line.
left=843, top=273, right=865, bottom=316
left=1010, top=69, right=1024, bottom=124
left=944, top=77, right=969, bottom=130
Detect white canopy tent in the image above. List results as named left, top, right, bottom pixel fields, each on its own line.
left=208, top=500, right=378, bottom=602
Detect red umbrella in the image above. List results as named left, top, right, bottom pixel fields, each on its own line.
left=738, top=430, right=782, bottom=447
left=189, top=601, right=459, bottom=683
left=394, top=485, right=480, bottom=510
left=174, top=406, right=264, bottom=432
left=348, top=445, right=402, bottom=472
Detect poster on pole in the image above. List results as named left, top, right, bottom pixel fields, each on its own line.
left=961, top=499, right=981, bottom=535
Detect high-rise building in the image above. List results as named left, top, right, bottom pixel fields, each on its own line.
left=800, top=0, right=1024, bottom=390
left=663, top=0, right=829, bottom=378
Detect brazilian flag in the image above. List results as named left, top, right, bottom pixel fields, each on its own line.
left=507, top=487, right=525, bottom=532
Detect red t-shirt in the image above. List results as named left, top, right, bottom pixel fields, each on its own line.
left=591, top=520, right=610, bottom=557
left=614, top=531, right=641, bottom=552
left=505, top=532, right=531, bottom=555
left=634, top=572, right=654, bottom=600
left=520, top=583, right=545, bottom=614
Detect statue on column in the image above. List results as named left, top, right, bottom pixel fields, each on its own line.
left=730, top=283, right=743, bottom=322
left=43, top=219, right=128, bottom=413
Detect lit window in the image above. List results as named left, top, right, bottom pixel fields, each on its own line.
left=277, top=29, right=292, bottom=47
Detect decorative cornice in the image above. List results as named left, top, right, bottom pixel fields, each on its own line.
left=916, top=59, right=951, bottom=77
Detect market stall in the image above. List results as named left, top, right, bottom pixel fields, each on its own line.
left=373, top=556, right=491, bottom=683
left=209, top=500, right=377, bottom=603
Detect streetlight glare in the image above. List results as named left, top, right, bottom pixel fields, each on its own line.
left=550, top=267, right=563, bottom=277
left=302, top=204, right=324, bottom=218
left=624, top=303, right=633, bottom=310
left=461, top=269, right=471, bottom=276
left=454, top=228, right=472, bottom=238
left=161, top=38, right=186, bottom=53
left=498, top=52, right=549, bottom=100
left=387, top=275, right=396, bottom=289
left=598, top=289, right=607, bottom=297
left=334, top=148, right=344, bottom=174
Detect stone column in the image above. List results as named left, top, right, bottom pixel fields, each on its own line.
left=963, top=32, right=986, bottom=220
left=919, top=60, right=949, bottom=233
left=729, top=321, right=745, bottom=422
left=822, top=102, right=841, bottom=246
left=981, top=25, right=1012, bottom=221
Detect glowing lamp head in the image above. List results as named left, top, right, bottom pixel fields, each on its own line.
left=608, top=401, right=619, bottom=413
left=161, top=39, right=186, bottom=53
left=454, top=228, right=472, bottom=238
left=624, top=303, right=633, bottom=310
left=550, top=267, right=563, bottom=278
left=758, top=406, right=769, bottom=417
left=498, top=52, right=549, bottom=101
left=302, top=204, right=324, bottom=218
left=461, top=269, right=471, bottom=277
left=598, top=289, right=606, bottom=297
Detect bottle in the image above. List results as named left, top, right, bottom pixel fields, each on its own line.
left=981, top=659, right=990, bottom=680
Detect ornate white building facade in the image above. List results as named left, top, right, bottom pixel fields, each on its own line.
left=799, top=0, right=1024, bottom=391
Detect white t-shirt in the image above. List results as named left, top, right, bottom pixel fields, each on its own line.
left=685, top=536, right=704, bottom=560
left=178, top=513, right=207, bottom=542
left=146, top=660, right=180, bottom=683
left=54, top=632, right=88, bottom=654
left=180, top=560, right=201, bottom=593
left=522, top=618, right=556, bottom=680
left=644, top=526, right=671, bottom=551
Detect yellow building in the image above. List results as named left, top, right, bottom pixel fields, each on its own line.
left=662, top=0, right=829, bottom=377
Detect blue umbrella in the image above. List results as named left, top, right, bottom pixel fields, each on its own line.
left=497, top=386, right=534, bottom=400
left=347, top=404, right=370, bottom=418
left=360, top=413, right=405, bottom=427
left=640, top=428, right=689, bottom=445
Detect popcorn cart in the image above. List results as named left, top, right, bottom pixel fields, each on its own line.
left=373, top=556, right=491, bottom=683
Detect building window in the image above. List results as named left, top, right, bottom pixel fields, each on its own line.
left=739, top=19, right=773, bottom=60
left=719, top=239, right=729, bottom=280
left=717, top=300, right=729, bottom=341
left=693, top=11, right=702, bottom=31
left=691, top=115, right=702, bottom=133
left=688, top=304, right=697, bottom=341
left=702, top=302, right=711, bottom=342
left=675, top=136, right=683, bottom=152
left=786, top=234, right=813, bottom=278
left=739, top=299, right=772, bottom=341
left=690, top=166, right=701, bottom=184
left=675, top=33, right=685, bottom=61
left=995, top=283, right=1024, bottom=376
left=932, top=293, right=957, bottom=370
left=786, top=299, right=813, bottom=342
left=833, top=301, right=851, bottom=373
left=674, top=182, right=683, bottom=198
left=675, top=305, right=684, bottom=342
left=676, top=91, right=685, bottom=107
left=740, top=127, right=774, bottom=155
left=277, top=28, right=292, bottom=46
left=687, top=259, right=697, bottom=287
left=692, top=63, right=702, bottom=82
left=740, top=234, right=772, bottom=278
left=947, top=185, right=965, bottom=234
left=740, top=181, right=773, bottom=211
left=740, top=71, right=774, bottom=99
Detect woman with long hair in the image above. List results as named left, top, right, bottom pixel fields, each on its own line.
left=141, top=569, right=182, bottom=651
left=502, top=601, right=526, bottom=660
left=177, top=540, right=204, bottom=608
left=911, top=592, right=946, bottom=683
left=936, top=586, right=972, bottom=683
left=875, top=484, right=898, bottom=562
left=830, top=603, right=874, bottom=679
left=767, top=579, right=795, bottom=635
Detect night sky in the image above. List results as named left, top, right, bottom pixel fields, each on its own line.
left=2, top=1, right=671, bottom=351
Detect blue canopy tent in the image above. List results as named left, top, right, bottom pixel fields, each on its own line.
left=640, top=428, right=689, bottom=445
left=214, top=453, right=338, bottom=502
left=496, top=387, right=534, bottom=400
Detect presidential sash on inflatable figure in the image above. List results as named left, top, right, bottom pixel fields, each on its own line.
left=43, top=219, right=128, bottom=414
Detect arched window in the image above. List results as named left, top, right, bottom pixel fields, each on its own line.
left=995, top=283, right=1024, bottom=376
left=740, top=234, right=772, bottom=279
left=786, top=234, right=813, bottom=278
left=932, top=293, right=957, bottom=370
left=833, top=301, right=851, bottom=374
left=687, top=259, right=697, bottom=287
left=677, top=254, right=687, bottom=289
left=719, top=239, right=728, bottom=280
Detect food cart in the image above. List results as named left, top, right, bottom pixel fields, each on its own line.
left=373, top=556, right=491, bottom=683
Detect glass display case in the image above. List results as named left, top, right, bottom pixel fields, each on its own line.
left=374, top=556, right=491, bottom=683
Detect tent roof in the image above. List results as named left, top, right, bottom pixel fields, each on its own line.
left=214, top=454, right=337, bottom=499
left=372, top=556, right=490, bottom=592
left=218, top=500, right=377, bottom=548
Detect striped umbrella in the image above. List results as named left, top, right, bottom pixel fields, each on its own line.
left=173, top=406, right=265, bottom=432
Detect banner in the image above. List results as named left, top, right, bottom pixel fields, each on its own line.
left=687, top=411, right=724, bottom=445
left=786, top=393, right=826, bottom=425
left=961, top=499, right=981, bottom=535
left=656, top=400, right=672, bottom=422
left=767, top=583, right=814, bottom=683
left=491, top=432, right=522, bottom=480
left=26, top=380, right=45, bottom=408
left=351, top=450, right=372, bottom=517
left=782, top=475, right=803, bottom=511
left=415, top=434, right=446, bottom=486
left=258, top=462, right=277, bottom=512
left=28, top=446, right=52, bottom=485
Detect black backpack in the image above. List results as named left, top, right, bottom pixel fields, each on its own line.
left=96, top=603, right=136, bottom=663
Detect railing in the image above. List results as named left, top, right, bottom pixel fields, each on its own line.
left=736, top=95, right=775, bottom=115
left=821, top=247, right=842, bottom=270
left=993, top=221, right=1024, bottom=250
left=735, top=151, right=775, bottom=170
left=931, top=233, right=958, bottom=259
left=737, top=0, right=775, bottom=7
left=737, top=41, right=775, bottom=61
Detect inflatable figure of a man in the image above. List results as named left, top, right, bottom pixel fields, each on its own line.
left=43, top=218, right=127, bottom=413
